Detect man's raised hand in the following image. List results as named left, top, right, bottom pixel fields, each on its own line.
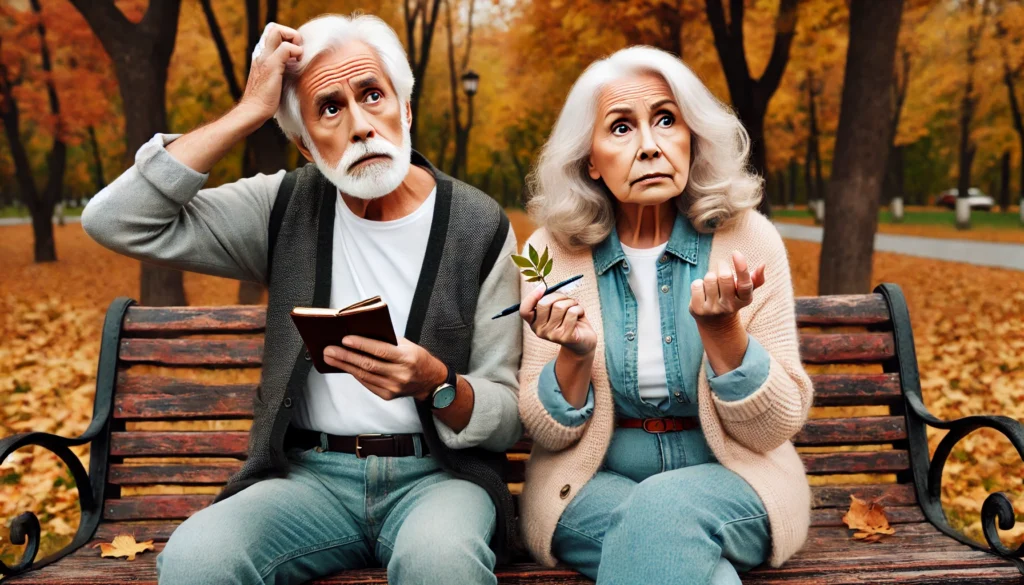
left=240, top=23, right=304, bottom=121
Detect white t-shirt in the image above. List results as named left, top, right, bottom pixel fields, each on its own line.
left=620, top=241, right=670, bottom=403
left=293, top=187, right=437, bottom=435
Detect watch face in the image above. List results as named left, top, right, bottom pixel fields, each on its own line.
left=432, top=384, right=457, bottom=409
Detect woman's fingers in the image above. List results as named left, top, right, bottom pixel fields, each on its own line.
left=547, top=298, right=577, bottom=330
left=559, top=305, right=583, bottom=340
left=519, top=283, right=546, bottom=323
left=717, top=259, right=735, bottom=304
left=752, top=262, right=767, bottom=289
left=733, top=251, right=753, bottom=301
left=690, top=279, right=706, bottom=314
left=702, top=270, right=720, bottom=310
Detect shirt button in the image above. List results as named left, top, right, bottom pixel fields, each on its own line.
left=664, top=335, right=673, bottom=344
left=626, top=331, right=636, bottom=342
left=622, top=262, right=630, bottom=273
left=661, top=285, right=670, bottom=293
left=674, top=391, right=682, bottom=398
left=660, top=255, right=669, bottom=264
left=560, top=484, right=572, bottom=499
left=283, top=397, right=293, bottom=408
left=304, top=350, right=311, bottom=361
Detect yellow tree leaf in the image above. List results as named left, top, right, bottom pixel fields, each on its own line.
left=95, top=535, right=154, bottom=561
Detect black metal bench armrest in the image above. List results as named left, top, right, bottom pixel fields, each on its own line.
left=0, top=297, right=135, bottom=578
left=876, top=284, right=1024, bottom=575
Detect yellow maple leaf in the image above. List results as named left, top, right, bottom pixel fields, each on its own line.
left=95, top=535, right=154, bottom=561
left=842, top=495, right=896, bottom=542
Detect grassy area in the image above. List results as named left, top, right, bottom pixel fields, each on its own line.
left=0, top=206, right=85, bottom=219
left=773, top=207, right=1023, bottom=229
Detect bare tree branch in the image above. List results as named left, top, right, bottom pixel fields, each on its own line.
left=199, top=0, right=243, bottom=101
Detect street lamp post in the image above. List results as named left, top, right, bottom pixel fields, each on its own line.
left=457, top=70, right=479, bottom=179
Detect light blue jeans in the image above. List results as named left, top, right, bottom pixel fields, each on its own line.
left=157, top=445, right=497, bottom=585
left=552, top=427, right=770, bottom=585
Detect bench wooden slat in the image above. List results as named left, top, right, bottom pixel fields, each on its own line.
left=104, top=495, right=214, bottom=521
left=801, top=450, right=909, bottom=475
left=808, top=374, right=902, bottom=406
left=109, top=415, right=906, bottom=461
left=118, top=339, right=263, bottom=367
left=114, top=374, right=256, bottom=419
left=810, top=505, right=924, bottom=527
left=110, top=431, right=249, bottom=458
left=810, top=483, right=916, bottom=508
left=110, top=373, right=905, bottom=421
left=122, top=306, right=267, bottom=334
left=799, top=333, right=895, bottom=364
left=794, top=295, right=890, bottom=326
left=109, top=462, right=241, bottom=485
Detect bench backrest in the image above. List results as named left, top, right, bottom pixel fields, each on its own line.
left=94, top=293, right=920, bottom=542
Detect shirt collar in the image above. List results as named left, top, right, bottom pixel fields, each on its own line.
left=594, top=212, right=700, bottom=275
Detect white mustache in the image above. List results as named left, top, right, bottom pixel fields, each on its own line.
left=340, top=138, right=401, bottom=174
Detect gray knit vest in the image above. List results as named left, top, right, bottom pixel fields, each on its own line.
left=214, top=152, right=516, bottom=559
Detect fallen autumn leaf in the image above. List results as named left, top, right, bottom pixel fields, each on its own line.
left=95, top=535, right=154, bottom=561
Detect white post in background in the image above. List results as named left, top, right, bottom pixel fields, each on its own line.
left=955, top=197, right=971, bottom=230
left=55, top=201, right=65, bottom=227
left=813, top=199, right=825, bottom=224
left=891, top=197, right=904, bottom=223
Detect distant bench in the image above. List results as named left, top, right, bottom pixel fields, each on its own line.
left=2, top=283, right=1023, bottom=583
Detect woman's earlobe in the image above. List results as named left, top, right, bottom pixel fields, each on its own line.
left=587, top=159, right=601, bottom=181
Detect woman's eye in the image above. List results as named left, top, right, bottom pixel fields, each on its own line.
left=612, top=123, right=630, bottom=136
left=366, top=91, right=382, bottom=103
left=657, top=114, right=674, bottom=127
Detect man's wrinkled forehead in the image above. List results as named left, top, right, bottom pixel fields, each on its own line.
left=298, top=41, right=392, bottom=103
left=596, top=72, right=675, bottom=116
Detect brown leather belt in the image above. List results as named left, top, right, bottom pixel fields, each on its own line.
left=616, top=416, right=700, bottom=433
left=285, top=428, right=428, bottom=458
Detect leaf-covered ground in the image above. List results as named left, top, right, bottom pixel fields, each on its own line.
left=1, top=217, right=1022, bottom=566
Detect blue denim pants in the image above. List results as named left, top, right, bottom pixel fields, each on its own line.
left=551, top=426, right=771, bottom=585
left=156, top=444, right=497, bottom=585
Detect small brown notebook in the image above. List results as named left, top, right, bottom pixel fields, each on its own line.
left=290, top=296, right=398, bottom=374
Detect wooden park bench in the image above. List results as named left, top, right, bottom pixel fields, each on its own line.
left=2, top=283, right=1023, bottom=583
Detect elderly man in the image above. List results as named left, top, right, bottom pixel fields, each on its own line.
left=81, top=14, right=521, bottom=585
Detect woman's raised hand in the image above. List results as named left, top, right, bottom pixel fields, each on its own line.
left=520, top=285, right=598, bottom=357
left=689, top=251, right=766, bottom=322
left=240, top=23, right=304, bottom=121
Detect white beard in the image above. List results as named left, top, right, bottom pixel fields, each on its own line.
left=308, top=116, right=412, bottom=200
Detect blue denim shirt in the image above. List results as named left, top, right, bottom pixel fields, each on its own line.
left=538, top=213, right=771, bottom=429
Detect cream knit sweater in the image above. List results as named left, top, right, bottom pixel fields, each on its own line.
left=518, top=209, right=814, bottom=568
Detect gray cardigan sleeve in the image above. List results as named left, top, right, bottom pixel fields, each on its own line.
left=433, top=227, right=523, bottom=452
left=81, top=133, right=286, bottom=285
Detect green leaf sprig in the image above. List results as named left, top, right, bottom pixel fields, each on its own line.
left=512, top=244, right=553, bottom=286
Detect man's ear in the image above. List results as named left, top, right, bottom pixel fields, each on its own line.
left=587, top=157, right=601, bottom=181
left=295, top=137, right=313, bottom=164
left=404, top=101, right=413, bottom=129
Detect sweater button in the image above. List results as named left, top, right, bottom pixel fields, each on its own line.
left=283, top=397, right=293, bottom=408
left=304, top=350, right=311, bottom=361
left=559, top=484, right=571, bottom=499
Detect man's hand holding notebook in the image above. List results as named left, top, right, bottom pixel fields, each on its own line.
left=290, top=296, right=398, bottom=375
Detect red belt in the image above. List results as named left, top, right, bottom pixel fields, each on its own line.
left=616, top=416, right=700, bottom=433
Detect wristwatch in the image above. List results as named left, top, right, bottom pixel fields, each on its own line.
left=431, top=363, right=458, bottom=410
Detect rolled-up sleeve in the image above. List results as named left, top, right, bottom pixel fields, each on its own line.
left=537, top=359, right=594, bottom=427
left=705, top=335, right=771, bottom=402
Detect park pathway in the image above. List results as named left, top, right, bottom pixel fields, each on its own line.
left=774, top=222, right=1024, bottom=272
left=0, top=216, right=80, bottom=226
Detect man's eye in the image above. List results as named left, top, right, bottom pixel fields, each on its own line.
left=612, top=123, right=630, bottom=136
left=324, top=105, right=339, bottom=117
left=657, top=114, right=674, bottom=127
left=367, top=91, right=382, bottom=103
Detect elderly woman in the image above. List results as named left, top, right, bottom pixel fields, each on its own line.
left=516, top=47, right=814, bottom=584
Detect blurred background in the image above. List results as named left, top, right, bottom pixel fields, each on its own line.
left=1, top=0, right=1023, bottom=571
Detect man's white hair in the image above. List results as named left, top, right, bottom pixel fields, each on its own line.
left=274, top=14, right=414, bottom=144
left=527, top=46, right=763, bottom=249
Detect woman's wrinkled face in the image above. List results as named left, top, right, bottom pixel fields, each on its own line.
left=588, top=72, right=690, bottom=206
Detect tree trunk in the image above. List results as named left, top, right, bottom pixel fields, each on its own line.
left=818, top=0, right=904, bottom=295
left=787, top=160, right=797, bottom=208
left=30, top=206, right=56, bottom=262
left=705, top=0, right=798, bottom=219
left=1000, top=150, right=1011, bottom=212
left=405, top=0, right=444, bottom=150
left=88, top=125, right=106, bottom=191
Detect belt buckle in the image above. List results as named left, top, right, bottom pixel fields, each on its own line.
left=354, top=434, right=386, bottom=458
left=641, top=418, right=668, bottom=434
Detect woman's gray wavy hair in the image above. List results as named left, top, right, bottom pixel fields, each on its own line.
left=527, top=46, right=762, bottom=248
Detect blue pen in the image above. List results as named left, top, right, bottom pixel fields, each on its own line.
left=491, top=274, right=585, bottom=319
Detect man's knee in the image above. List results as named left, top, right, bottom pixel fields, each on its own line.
left=157, top=508, right=263, bottom=585
left=387, top=529, right=496, bottom=585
